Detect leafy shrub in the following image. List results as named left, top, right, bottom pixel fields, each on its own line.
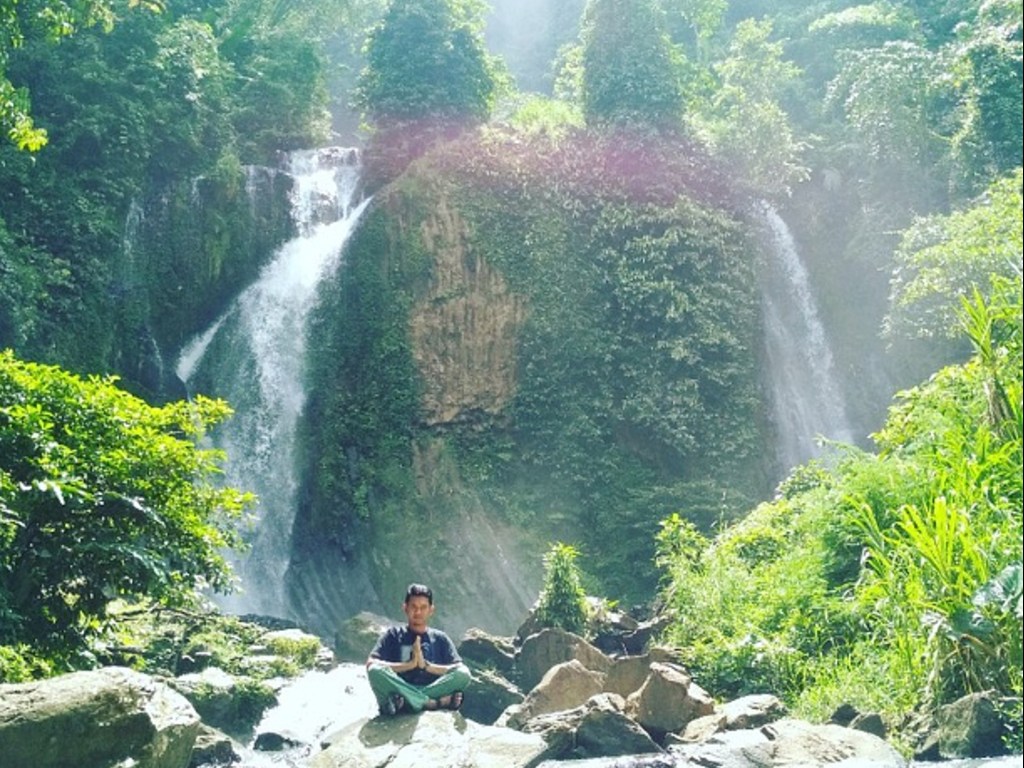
left=184, top=677, right=276, bottom=735
left=535, top=542, right=589, bottom=635
left=265, top=634, right=322, bottom=670
left=0, top=644, right=55, bottom=683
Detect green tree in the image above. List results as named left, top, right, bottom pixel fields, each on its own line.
left=0, top=350, right=252, bottom=657
left=667, top=0, right=727, bottom=61
left=356, top=0, right=497, bottom=123
left=1, top=0, right=158, bottom=150
left=693, top=18, right=806, bottom=196
left=579, top=0, right=685, bottom=129
left=886, top=169, right=1023, bottom=340
left=948, top=1, right=1023, bottom=194
left=535, top=542, right=588, bottom=635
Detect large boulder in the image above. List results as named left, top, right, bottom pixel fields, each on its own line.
left=310, top=711, right=551, bottom=768
left=334, top=611, right=395, bottom=663
left=505, top=659, right=605, bottom=729
left=169, top=666, right=275, bottom=736
left=625, top=661, right=715, bottom=737
left=464, top=667, right=525, bottom=725
left=458, top=627, right=517, bottom=675
left=517, top=628, right=612, bottom=691
left=669, top=718, right=906, bottom=768
left=520, top=693, right=662, bottom=762
left=603, top=648, right=678, bottom=699
left=0, top=666, right=200, bottom=768
left=575, top=695, right=664, bottom=759
left=916, top=690, right=1007, bottom=759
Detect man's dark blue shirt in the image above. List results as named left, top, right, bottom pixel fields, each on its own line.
left=369, top=626, right=461, bottom=686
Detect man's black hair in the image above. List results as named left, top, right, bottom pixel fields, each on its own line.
left=405, top=583, right=433, bottom=605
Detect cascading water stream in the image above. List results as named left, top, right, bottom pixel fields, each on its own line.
left=757, top=202, right=855, bottom=476
left=175, top=148, right=370, bottom=621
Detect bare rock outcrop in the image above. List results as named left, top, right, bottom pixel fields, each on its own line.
left=0, top=666, right=200, bottom=768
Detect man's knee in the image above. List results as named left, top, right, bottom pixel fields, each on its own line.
left=448, top=663, right=472, bottom=688
left=367, top=662, right=393, bottom=685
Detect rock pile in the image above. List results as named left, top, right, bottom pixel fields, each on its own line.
left=1, top=610, right=1014, bottom=768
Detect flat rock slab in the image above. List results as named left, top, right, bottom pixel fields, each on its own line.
left=311, top=711, right=550, bottom=768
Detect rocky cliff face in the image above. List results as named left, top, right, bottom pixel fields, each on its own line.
left=410, top=195, right=527, bottom=426
left=290, top=129, right=767, bottom=639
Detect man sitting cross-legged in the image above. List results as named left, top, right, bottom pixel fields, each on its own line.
left=366, top=582, right=471, bottom=715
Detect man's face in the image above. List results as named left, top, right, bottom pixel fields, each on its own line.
left=403, top=595, right=434, bottom=632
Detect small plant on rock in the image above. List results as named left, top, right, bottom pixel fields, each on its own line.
left=535, top=542, right=589, bottom=636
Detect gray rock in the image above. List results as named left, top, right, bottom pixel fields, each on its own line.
left=678, top=712, right=728, bottom=743
left=720, top=693, right=787, bottom=729
left=0, top=666, right=200, bottom=768
left=507, top=659, right=606, bottom=729
left=670, top=717, right=906, bottom=768
left=602, top=647, right=681, bottom=700
left=850, top=711, right=886, bottom=739
left=576, top=697, right=664, bottom=759
left=604, top=653, right=654, bottom=699
left=536, top=756, right=676, bottom=768
left=464, top=666, right=525, bottom=725
left=459, top=627, right=517, bottom=675
left=517, top=627, right=612, bottom=691
left=519, top=692, right=656, bottom=761
left=918, top=690, right=1006, bottom=759
left=333, top=611, right=395, bottom=664
left=625, top=661, right=715, bottom=736
left=189, top=724, right=240, bottom=767
left=311, top=711, right=550, bottom=768
left=253, top=729, right=304, bottom=751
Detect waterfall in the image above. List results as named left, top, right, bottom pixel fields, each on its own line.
left=758, top=202, right=855, bottom=476
left=175, top=148, right=370, bottom=620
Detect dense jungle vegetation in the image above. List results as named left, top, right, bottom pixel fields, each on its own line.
left=2, top=0, right=1022, bottom=749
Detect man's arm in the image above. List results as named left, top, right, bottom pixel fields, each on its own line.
left=421, top=632, right=465, bottom=676
left=366, top=629, right=418, bottom=673
left=367, top=654, right=419, bottom=674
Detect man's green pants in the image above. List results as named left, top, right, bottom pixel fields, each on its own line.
left=367, top=662, right=472, bottom=713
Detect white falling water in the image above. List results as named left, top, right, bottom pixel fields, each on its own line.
left=758, top=202, right=855, bottom=476
left=176, top=148, right=369, bottom=619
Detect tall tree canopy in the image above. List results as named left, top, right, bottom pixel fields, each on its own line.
left=579, top=0, right=684, bottom=129
left=0, top=0, right=156, bottom=150
left=356, top=0, right=497, bottom=124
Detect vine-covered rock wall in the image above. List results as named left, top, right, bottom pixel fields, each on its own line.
left=292, top=128, right=771, bottom=636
